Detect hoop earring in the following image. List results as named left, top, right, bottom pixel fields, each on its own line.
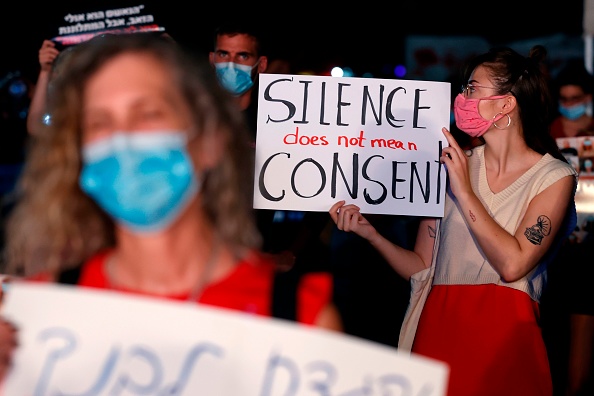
left=493, top=112, right=511, bottom=129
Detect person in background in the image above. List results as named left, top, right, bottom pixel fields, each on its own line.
left=209, top=21, right=267, bottom=145
left=330, top=45, right=577, bottom=396
left=26, top=34, right=174, bottom=137
left=550, top=59, right=594, bottom=139
left=542, top=220, right=594, bottom=396
left=0, top=32, right=342, bottom=379
left=540, top=61, right=594, bottom=396
left=210, top=22, right=335, bottom=322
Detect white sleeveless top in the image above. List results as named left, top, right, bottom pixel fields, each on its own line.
left=433, top=144, right=577, bottom=302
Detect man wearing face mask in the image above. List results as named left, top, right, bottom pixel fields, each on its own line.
left=550, top=59, right=594, bottom=139
left=209, top=22, right=268, bottom=146
left=209, top=22, right=336, bottom=323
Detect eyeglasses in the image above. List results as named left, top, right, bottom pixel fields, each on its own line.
left=461, top=83, right=498, bottom=97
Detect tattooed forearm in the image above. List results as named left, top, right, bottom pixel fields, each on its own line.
left=428, top=225, right=436, bottom=239
left=469, top=210, right=476, bottom=222
left=524, top=215, right=552, bottom=245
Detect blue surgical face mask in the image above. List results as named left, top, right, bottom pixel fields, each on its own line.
left=559, top=102, right=587, bottom=120
left=79, top=131, right=199, bottom=233
left=214, top=61, right=257, bottom=96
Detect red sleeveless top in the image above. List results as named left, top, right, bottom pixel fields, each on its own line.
left=29, top=249, right=333, bottom=326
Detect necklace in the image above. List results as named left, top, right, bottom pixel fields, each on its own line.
left=105, top=238, right=221, bottom=302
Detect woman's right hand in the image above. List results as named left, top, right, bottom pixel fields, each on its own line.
left=0, top=318, right=18, bottom=382
left=329, top=200, right=377, bottom=241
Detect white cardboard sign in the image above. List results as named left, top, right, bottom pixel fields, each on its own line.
left=1, top=283, right=448, bottom=395
left=254, top=73, right=451, bottom=217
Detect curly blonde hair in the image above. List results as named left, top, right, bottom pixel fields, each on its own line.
left=3, top=33, right=261, bottom=276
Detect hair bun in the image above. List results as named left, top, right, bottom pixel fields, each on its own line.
left=528, top=45, right=547, bottom=64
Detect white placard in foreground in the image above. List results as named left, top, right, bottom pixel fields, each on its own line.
left=1, top=283, right=448, bottom=395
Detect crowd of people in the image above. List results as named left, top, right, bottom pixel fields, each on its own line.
left=0, top=22, right=592, bottom=396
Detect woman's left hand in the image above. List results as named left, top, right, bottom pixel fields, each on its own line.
left=0, top=317, right=18, bottom=383
left=440, top=127, right=473, bottom=199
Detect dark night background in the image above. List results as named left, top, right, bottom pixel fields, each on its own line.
left=0, top=1, right=587, bottom=83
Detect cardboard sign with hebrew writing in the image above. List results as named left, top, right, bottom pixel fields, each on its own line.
left=2, top=283, right=449, bottom=395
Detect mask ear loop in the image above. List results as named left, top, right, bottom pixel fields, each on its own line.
left=493, top=112, right=511, bottom=129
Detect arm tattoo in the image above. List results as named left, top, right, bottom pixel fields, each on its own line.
left=469, top=210, right=476, bottom=222
left=428, top=225, right=436, bottom=239
left=524, top=215, right=552, bottom=245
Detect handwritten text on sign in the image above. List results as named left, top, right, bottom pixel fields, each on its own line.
left=2, top=283, right=448, bottom=395
left=254, top=74, right=451, bottom=216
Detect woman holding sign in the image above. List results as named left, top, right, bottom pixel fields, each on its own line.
left=0, top=32, right=342, bottom=379
left=330, top=45, right=577, bottom=395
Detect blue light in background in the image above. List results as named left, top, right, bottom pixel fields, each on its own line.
left=394, top=65, right=407, bottom=78
left=342, top=67, right=354, bottom=77
left=8, top=79, right=27, bottom=97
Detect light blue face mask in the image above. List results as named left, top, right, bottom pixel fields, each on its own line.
left=559, top=103, right=587, bottom=120
left=214, top=61, right=256, bottom=96
left=79, top=131, right=199, bottom=233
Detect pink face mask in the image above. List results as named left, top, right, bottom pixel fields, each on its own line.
left=454, top=93, right=507, bottom=137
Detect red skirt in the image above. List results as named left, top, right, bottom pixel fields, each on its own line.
left=412, top=284, right=552, bottom=396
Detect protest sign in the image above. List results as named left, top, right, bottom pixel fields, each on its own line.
left=51, top=4, right=165, bottom=47
left=2, top=282, right=448, bottom=395
left=254, top=73, right=451, bottom=217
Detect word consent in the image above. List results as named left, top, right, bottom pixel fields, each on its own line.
left=32, top=328, right=439, bottom=396
left=258, top=144, right=444, bottom=205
